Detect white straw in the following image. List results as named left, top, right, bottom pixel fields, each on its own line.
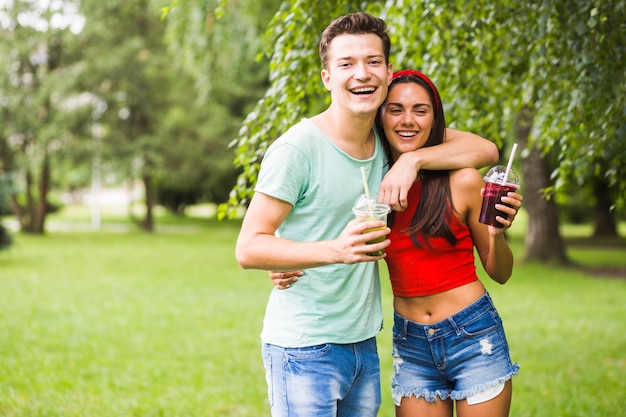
left=360, top=167, right=374, bottom=214
left=360, top=167, right=371, bottom=201
left=502, top=143, right=518, bottom=185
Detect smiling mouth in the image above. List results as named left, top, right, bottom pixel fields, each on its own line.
left=397, top=131, right=417, bottom=138
left=350, top=86, right=376, bottom=95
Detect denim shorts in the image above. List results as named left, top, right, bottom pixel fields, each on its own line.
left=262, top=337, right=381, bottom=417
left=391, top=291, right=519, bottom=405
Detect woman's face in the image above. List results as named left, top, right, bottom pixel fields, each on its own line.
left=381, top=82, right=434, bottom=160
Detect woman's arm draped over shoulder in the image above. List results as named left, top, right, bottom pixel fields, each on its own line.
left=379, top=129, right=499, bottom=211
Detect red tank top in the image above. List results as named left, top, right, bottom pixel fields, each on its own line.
left=386, top=181, right=478, bottom=297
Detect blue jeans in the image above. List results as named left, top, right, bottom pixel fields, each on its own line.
left=391, top=291, right=519, bottom=405
left=262, top=338, right=381, bottom=417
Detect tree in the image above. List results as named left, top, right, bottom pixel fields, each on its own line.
left=375, top=1, right=623, bottom=263
left=516, top=108, right=568, bottom=263
left=74, top=0, right=277, bottom=227
left=68, top=0, right=169, bottom=231
left=3, top=0, right=260, bottom=233
left=160, top=0, right=284, bottom=210
left=591, top=178, right=619, bottom=238
left=190, top=0, right=625, bottom=265
left=0, top=0, right=84, bottom=234
left=155, top=97, right=243, bottom=214
left=0, top=174, right=13, bottom=249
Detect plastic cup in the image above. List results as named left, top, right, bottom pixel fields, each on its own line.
left=352, top=194, right=391, bottom=256
left=479, top=165, right=520, bottom=228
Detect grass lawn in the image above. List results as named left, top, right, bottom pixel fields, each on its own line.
left=0, top=209, right=625, bottom=416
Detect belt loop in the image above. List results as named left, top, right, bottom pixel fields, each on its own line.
left=448, top=317, right=462, bottom=336
left=484, top=290, right=492, bottom=305
left=402, top=319, right=409, bottom=340
left=394, top=312, right=409, bottom=340
left=402, top=317, right=409, bottom=340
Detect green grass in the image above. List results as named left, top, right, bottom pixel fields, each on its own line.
left=1, top=210, right=625, bottom=416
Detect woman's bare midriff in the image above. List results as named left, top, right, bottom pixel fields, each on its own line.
left=393, top=280, right=486, bottom=324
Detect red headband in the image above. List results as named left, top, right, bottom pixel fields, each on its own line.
left=392, top=69, right=439, bottom=109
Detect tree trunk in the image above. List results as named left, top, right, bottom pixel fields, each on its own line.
left=22, top=168, right=35, bottom=233
left=516, top=107, right=570, bottom=264
left=19, top=154, right=51, bottom=235
left=592, top=178, right=618, bottom=237
left=141, top=172, right=155, bottom=232
left=32, top=154, right=50, bottom=234
left=0, top=130, right=13, bottom=171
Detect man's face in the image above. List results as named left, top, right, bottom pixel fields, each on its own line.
left=321, top=33, right=393, bottom=117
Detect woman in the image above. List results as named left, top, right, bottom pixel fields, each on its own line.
left=379, top=70, right=521, bottom=417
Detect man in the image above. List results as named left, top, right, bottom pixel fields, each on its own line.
left=236, top=12, right=497, bottom=417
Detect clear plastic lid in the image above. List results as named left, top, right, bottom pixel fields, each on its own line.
left=483, top=165, right=520, bottom=187
left=352, top=194, right=390, bottom=214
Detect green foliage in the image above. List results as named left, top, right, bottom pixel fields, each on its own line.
left=216, top=0, right=384, bottom=219
left=3, top=0, right=623, bottom=228
left=160, top=0, right=178, bottom=19
left=384, top=0, right=625, bottom=207
left=160, top=0, right=287, bottom=214
left=163, top=0, right=278, bottom=104
left=2, top=0, right=258, bottom=230
left=211, top=0, right=626, bottom=219
left=0, top=0, right=89, bottom=232
left=155, top=96, right=242, bottom=212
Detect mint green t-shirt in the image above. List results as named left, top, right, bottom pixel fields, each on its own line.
left=255, top=118, right=388, bottom=347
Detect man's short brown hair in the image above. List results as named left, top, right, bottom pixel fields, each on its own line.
left=319, top=12, right=391, bottom=69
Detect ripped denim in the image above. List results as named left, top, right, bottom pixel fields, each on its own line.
left=391, top=291, right=520, bottom=405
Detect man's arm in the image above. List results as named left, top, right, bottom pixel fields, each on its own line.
left=378, top=129, right=499, bottom=211
left=235, top=192, right=389, bottom=271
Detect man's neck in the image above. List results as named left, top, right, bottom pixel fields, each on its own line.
left=311, top=108, right=376, bottom=159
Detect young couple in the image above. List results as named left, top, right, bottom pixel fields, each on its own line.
left=236, top=12, right=522, bottom=417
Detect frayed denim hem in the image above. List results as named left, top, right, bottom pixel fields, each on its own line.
left=392, top=362, right=520, bottom=406
left=392, top=387, right=451, bottom=406
left=450, top=362, right=520, bottom=401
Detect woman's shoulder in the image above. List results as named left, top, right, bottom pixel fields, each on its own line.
left=449, top=167, right=484, bottom=191
left=448, top=168, right=483, bottom=221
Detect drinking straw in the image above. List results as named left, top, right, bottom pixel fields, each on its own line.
left=360, top=167, right=371, bottom=201
left=360, top=167, right=374, bottom=214
left=502, top=143, right=518, bottom=186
